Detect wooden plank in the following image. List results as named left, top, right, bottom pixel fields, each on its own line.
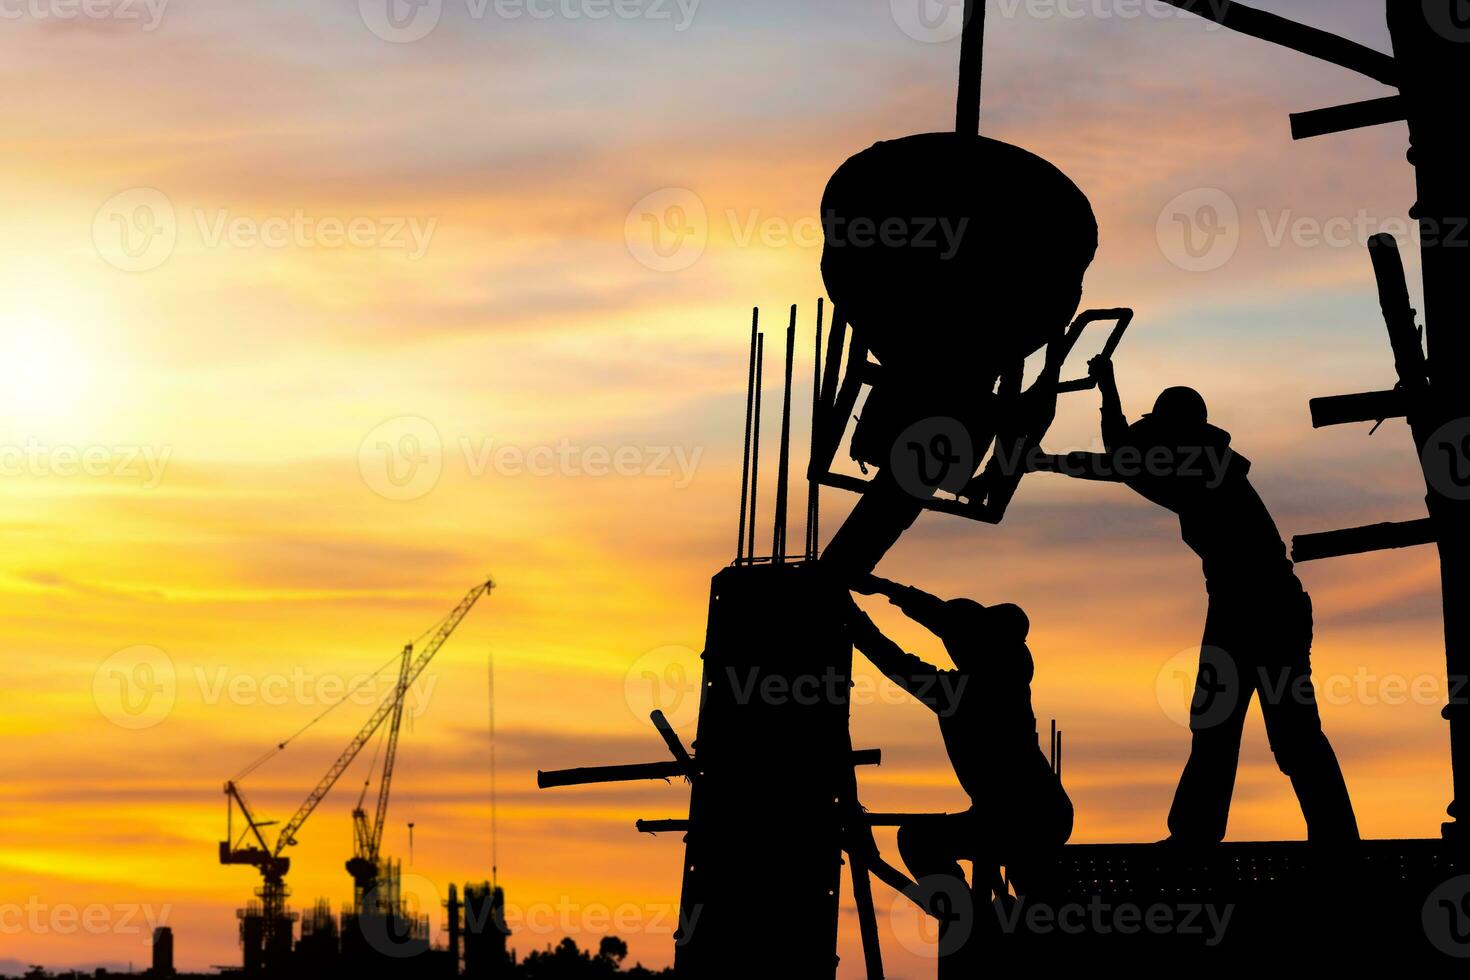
left=651, top=709, right=691, bottom=766
left=1154, top=0, right=1397, bottom=85
left=848, top=851, right=884, bottom=980
left=1368, top=234, right=1432, bottom=450
left=540, top=749, right=881, bottom=789
left=818, top=472, right=872, bottom=495
left=1290, top=96, right=1406, bottom=140
left=538, top=760, right=690, bottom=789
left=1309, top=389, right=1405, bottom=428
left=1292, top=518, right=1436, bottom=562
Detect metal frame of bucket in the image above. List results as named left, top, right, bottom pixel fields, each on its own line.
left=808, top=307, right=1132, bottom=526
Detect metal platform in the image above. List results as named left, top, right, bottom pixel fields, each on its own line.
left=990, top=838, right=1470, bottom=966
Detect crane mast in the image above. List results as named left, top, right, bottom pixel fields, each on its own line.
left=370, top=644, right=413, bottom=857
left=347, top=641, right=414, bottom=908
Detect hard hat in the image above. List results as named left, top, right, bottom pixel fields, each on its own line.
left=1147, top=386, right=1209, bottom=427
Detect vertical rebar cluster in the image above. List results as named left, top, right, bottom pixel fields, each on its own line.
left=735, top=302, right=828, bottom=565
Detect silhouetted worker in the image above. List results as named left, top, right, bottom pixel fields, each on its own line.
left=841, top=576, right=1071, bottom=937
left=1035, top=355, right=1358, bottom=844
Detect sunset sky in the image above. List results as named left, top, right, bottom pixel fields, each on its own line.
left=0, top=1, right=1455, bottom=976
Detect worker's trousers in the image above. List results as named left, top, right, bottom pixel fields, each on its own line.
left=1167, top=585, right=1360, bottom=843
left=896, top=764, right=1072, bottom=973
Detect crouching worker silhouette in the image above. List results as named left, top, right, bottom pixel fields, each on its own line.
left=1032, top=355, right=1358, bottom=844
left=841, top=577, right=1071, bottom=958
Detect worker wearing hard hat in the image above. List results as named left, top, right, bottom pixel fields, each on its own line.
left=1034, top=355, right=1359, bottom=844
left=841, top=576, right=1071, bottom=951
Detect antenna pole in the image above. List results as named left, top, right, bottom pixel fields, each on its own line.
left=737, top=308, right=759, bottom=563
left=488, top=647, right=498, bottom=888
left=956, top=0, right=985, bottom=136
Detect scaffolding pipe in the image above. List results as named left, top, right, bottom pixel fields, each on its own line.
left=747, top=333, right=764, bottom=561
left=772, top=305, right=797, bottom=563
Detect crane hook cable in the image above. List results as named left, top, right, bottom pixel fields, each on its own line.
left=229, top=605, right=457, bottom=784
left=357, top=722, right=390, bottom=810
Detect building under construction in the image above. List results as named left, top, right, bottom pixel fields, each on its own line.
left=234, top=873, right=509, bottom=977
left=537, top=2, right=1470, bottom=974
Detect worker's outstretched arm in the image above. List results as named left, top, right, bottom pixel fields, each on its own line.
left=842, top=598, right=945, bottom=710
left=1091, top=355, right=1129, bottom=451
left=856, top=575, right=950, bottom=637
left=1026, top=450, right=1126, bottom=482
left=1022, top=355, right=1131, bottom=483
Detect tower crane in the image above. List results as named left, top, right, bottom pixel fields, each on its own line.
left=219, top=577, right=495, bottom=955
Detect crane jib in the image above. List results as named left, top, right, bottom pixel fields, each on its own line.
left=269, top=578, right=494, bottom=856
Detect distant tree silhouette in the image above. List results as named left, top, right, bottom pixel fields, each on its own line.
left=518, top=936, right=672, bottom=978
left=597, top=937, right=628, bottom=964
